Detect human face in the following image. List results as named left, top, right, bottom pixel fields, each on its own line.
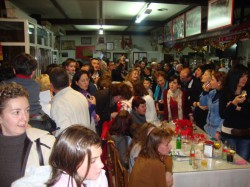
left=238, top=74, right=248, bottom=88
left=201, top=70, right=212, bottom=83
left=169, top=79, right=179, bottom=92
left=140, top=62, right=145, bottom=69
left=210, top=75, right=221, bottom=90
left=143, top=80, right=151, bottom=89
left=180, top=71, right=189, bottom=83
left=91, top=59, right=100, bottom=71
left=0, top=97, right=29, bottom=136
left=108, top=62, right=115, bottom=71
left=195, top=68, right=202, bottom=79
left=76, top=74, right=89, bottom=91
left=135, top=103, right=146, bottom=115
left=66, top=62, right=76, bottom=74
left=113, top=95, right=123, bottom=103
left=158, top=138, right=172, bottom=156
left=131, top=70, right=139, bottom=81
left=77, top=145, right=104, bottom=180
left=157, top=76, right=166, bottom=88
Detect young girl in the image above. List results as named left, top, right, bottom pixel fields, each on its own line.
left=47, top=125, right=108, bottom=187
left=129, top=127, right=174, bottom=187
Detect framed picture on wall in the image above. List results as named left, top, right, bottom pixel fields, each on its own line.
left=173, top=14, right=184, bottom=40
left=107, top=42, right=114, bottom=50
left=185, top=6, right=201, bottom=37
left=207, top=0, right=234, bottom=31
left=81, top=37, right=91, bottom=45
left=61, top=40, right=75, bottom=50
left=164, top=21, right=172, bottom=42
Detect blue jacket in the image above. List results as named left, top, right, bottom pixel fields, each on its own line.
left=200, top=89, right=224, bottom=138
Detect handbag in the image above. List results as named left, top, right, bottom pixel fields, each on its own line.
left=29, top=113, right=58, bottom=134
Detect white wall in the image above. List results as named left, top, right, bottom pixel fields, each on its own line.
left=60, top=34, right=161, bottom=64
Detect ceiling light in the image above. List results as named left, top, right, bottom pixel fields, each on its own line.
left=99, top=27, right=103, bottom=35
left=135, top=8, right=152, bottom=24
left=135, top=3, right=152, bottom=24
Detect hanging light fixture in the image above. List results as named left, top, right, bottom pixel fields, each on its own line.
left=135, top=3, right=152, bottom=24
left=98, top=0, right=104, bottom=35
left=99, top=27, right=103, bottom=35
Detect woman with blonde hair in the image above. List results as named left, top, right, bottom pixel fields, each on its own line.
left=125, top=68, right=139, bottom=83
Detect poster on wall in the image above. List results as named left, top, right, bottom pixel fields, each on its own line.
left=207, top=0, right=234, bottom=31
left=185, top=6, right=201, bottom=37
left=173, top=14, right=184, bottom=40
left=164, top=21, right=173, bottom=42
left=76, top=46, right=95, bottom=61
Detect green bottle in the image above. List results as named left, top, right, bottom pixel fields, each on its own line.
left=176, top=131, right=182, bottom=149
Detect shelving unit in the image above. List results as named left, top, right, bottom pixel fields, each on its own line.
left=0, top=18, right=57, bottom=76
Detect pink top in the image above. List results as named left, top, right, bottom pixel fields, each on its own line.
left=53, top=169, right=108, bottom=187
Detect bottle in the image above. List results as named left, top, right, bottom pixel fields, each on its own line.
left=189, top=144, right=195, bottom=165
left=176, top=131, right=182, bottom=149
left=222, top=140, right=228, bottom=160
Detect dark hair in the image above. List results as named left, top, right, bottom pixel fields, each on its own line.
left=109, top=110, right=132, bottom=136
left=110, top=82, right=132, bottom=100
left=47, top=125, right=101, bottom=187
left=132, top=96, right=146, bottom=110
left=71, top=70, right=90, bottom=91
left=0, top=62, right=15, bottom=81
left=0, top=82, right=29, bottom=114
left=224, top=64, right=248, bottom=95
left=139, top=128, right=173, bottom=159
left=49, top=67, right=69, bottom=90
left=169, top=75, right=180, bottom=84
left=12, top=53, right=37, bottom=76
left=133, top=81, right=148, bottom=96
left=45, top=63, right=60, bottom=75
left=65, top=58, right=76, bottom=67
left=97, top=77, right=112, bottom=90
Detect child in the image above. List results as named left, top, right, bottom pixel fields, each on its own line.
left=47, top=125, right=108, bottom=187
left=143, top=78, right=153, bottom=98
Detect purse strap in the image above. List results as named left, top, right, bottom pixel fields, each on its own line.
left=35, top=138, right=44, bottom=166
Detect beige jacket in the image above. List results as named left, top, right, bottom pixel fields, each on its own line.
left=25, top=127, right=55, bottom=175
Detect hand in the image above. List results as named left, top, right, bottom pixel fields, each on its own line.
left=232, top=95, right=246, bottom=106
left=197, top=102, right=208, bottom=110
left=111, top=112, right=118, bottom=119
left=166, top=172, right=173, bottom=187
left=95, top=114, right=100, bottom=122
left=189, top=114, right=194, bottom=123
left=215, top=132, right=221, bottom=140
left=202, top=82, right=212, bottom=92
left=87, top=95, right=96, bottom=105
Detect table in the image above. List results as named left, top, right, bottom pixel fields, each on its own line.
left=168, top=124, right=250, bottom=187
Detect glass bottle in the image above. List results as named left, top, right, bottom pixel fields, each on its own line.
left=176, top=130, right=182, bottom=149
left=189, top=144, right=195, bottom=165
left=222, top=140, right=228, bottom=160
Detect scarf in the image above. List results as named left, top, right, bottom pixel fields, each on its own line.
left=167, top=88, right=183, bottom=121
left=154, top=82, right=168, bottom=101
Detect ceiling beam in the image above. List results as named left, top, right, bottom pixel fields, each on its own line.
left=41, top=18, right=163, bottom=27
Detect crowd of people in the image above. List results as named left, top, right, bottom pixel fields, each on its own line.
left=0, top=52, right=250, bottom=187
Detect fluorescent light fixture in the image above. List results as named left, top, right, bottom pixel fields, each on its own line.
left=135, top=9, right=152, bottom=23
left=135, top=2, right=152, bottom=24
left=99, top=27, right=103, bottom=35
